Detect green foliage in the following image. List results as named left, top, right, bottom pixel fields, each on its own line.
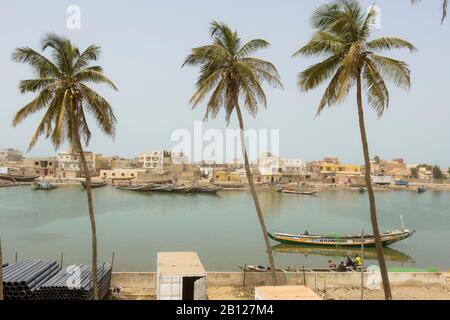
left=294, top=0, right=416, bottom=117
left=12, top=33, right=118, bottom=151
left=432, top=165, right=445, bottom=179
left=182, top=21, right=283, bottom=123
left=411, top=167, right=419, bottom=179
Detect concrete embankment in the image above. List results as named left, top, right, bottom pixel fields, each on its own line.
left=110, top=271, right=448, bottom=297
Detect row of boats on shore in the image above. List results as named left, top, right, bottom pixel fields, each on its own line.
left=117, top=182, right=222, bottom=194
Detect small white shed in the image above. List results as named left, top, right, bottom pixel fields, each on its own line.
left=156, top=252, right=207, bottom=300
left=255, top=286, right=322, bottom=300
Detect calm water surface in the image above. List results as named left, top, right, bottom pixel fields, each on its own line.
left=0, top=186, right=449, bottom=271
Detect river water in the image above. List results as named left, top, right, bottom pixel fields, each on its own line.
left=0, top=186, right=449, bottom=271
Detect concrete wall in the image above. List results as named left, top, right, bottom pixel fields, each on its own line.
left=111, top=271, right=447, bottom=292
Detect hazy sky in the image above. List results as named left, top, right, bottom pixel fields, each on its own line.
left=0, top=0, right=449, bottom=166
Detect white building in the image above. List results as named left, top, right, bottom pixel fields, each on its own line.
left=282, top=158, right=306, bottom=174
left=171, top=152, right=189, bottom=165
left=137, top=150, right=172, bottom=172
left=258, top=152, right=282, bottom=175
left=100, top=168, right=145, bottom=180
left=0, top=148, right=24, bottom=163
left=57, top=149, right=95, bottom=178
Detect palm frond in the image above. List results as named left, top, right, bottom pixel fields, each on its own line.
left=238, top=39, right=270, bottom=57
left=11, top=47, right=60, bottom=77
left=367, top=37, right=417, bottom=52
left=368, top=54, right=411, bottom=89
left=362, top=59, right=390, bottom=117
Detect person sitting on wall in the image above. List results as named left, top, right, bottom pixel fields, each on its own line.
left=337, top=261, right=346, bottom=272
left=328, top=260, right=337, bottom=269
left=355, top=255, right=362, bottom=269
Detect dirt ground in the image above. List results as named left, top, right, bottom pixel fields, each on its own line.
left=323, top=283, right=450, bottom=300
left=207, top=283, right=450, bottom=300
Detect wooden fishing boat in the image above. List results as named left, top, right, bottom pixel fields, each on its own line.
left=417, top=187, right=426, bottom=193
left=31, top=181, right=56, bottom=190
left=192, top=184, right=222, bottom=194
left=117, top=185, right=147, bottom=191
left=0, top=174, right=39, bottom=182
left=80, top=181, right=107, bottom=189
left=268, top=229, right=415, bottom=248
left=282, top=189, right=318, bottom=195
left=280, top=183, right=318, bottom=195
left=147, top=184, right=176, bottom=192
left=173, top=185, right=194, bottom=193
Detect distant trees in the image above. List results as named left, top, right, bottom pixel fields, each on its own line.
left=432, top=166, right=445, bottom=179
left=411, top=164, right=446, bottom=180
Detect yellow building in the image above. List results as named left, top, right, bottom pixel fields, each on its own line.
left=320, top=163, right=361, bottom=175
left=214, top=171, right=242, bottom=182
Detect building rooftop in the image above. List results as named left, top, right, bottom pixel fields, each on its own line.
left=157, top=252, right=205, bottom=276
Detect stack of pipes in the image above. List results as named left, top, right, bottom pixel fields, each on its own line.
left=2, top=259, right=59, bottom=300
left=34, top=263, right=112, bottom=300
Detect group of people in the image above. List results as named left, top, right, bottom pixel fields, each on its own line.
left=328, top=255, right=362, bottom=272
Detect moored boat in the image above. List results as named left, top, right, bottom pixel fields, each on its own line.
left=192, top=184, right=222, bottom=194
left=280, top=183, right=318, bottom=195
left=80, top=180, right=107, bottom=189
left=417, top=187, right=426, bottom=193
left=282, top=189, right=318, bottom=195
left=117, top=184, right=147, bottom=191
left=268, top=229, right=415, bottom=247
left=31, top=181, right=56, bottom=191
left=0, top=174, right=39, bottom=182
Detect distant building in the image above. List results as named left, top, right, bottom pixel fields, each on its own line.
left=282, top=158, right=306, bottom=174
left=19, top=157, right=58, bottom=177
left=57, top=149, right=95, bottom=178
left=100, top=168, right=145, bottom=180
left=171, top=152, right=189, bottom=165
left=320, top=162, right=362, bottom=184
left=214, top=171, right=242, bottom=183
left=371, top=158, right=407, bottom=175
left=137, top=150, right=172, bottom=172
left=0, top=148, right=24, bottom=163
left=258, top=152, right=282, bottom=175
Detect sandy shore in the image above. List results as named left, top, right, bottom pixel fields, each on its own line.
left=206, top=283, right=450, bottom=300
left=322, top=283, right=450, bottom=300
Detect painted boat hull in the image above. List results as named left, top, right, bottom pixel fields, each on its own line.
left=81, top=181, right=107, bottom=189
left=268, top=230, right=415, bottom=248
left=0, top=174, right=39, bottom=182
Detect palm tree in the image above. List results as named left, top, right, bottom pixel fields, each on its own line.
left=293, top=0, right=416, bottom=299
left=183, top=21, right=283, bottom=284
left=411, top=0, right=448, bottom=23
left=12, top=34, right=117, bottom=300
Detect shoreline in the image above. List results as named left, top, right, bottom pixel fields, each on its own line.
left=2, top=179, right=450, bottom=192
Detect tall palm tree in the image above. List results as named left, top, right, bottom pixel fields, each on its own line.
left=411, top=0, right=448, bottom=23
left=293, top=0, right=416, bottom=299
left=12, top=33, right=117, bottom=300
left=183, top=21, right=283, bottom=284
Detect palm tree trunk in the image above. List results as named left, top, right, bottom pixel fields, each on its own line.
left=74, top=135, right=99, bottom=300
left=356, top=73, right=392, bottom=300
left=0, top=238, right=4, bottom=300
left=235, top=104, right=278, bottom=285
